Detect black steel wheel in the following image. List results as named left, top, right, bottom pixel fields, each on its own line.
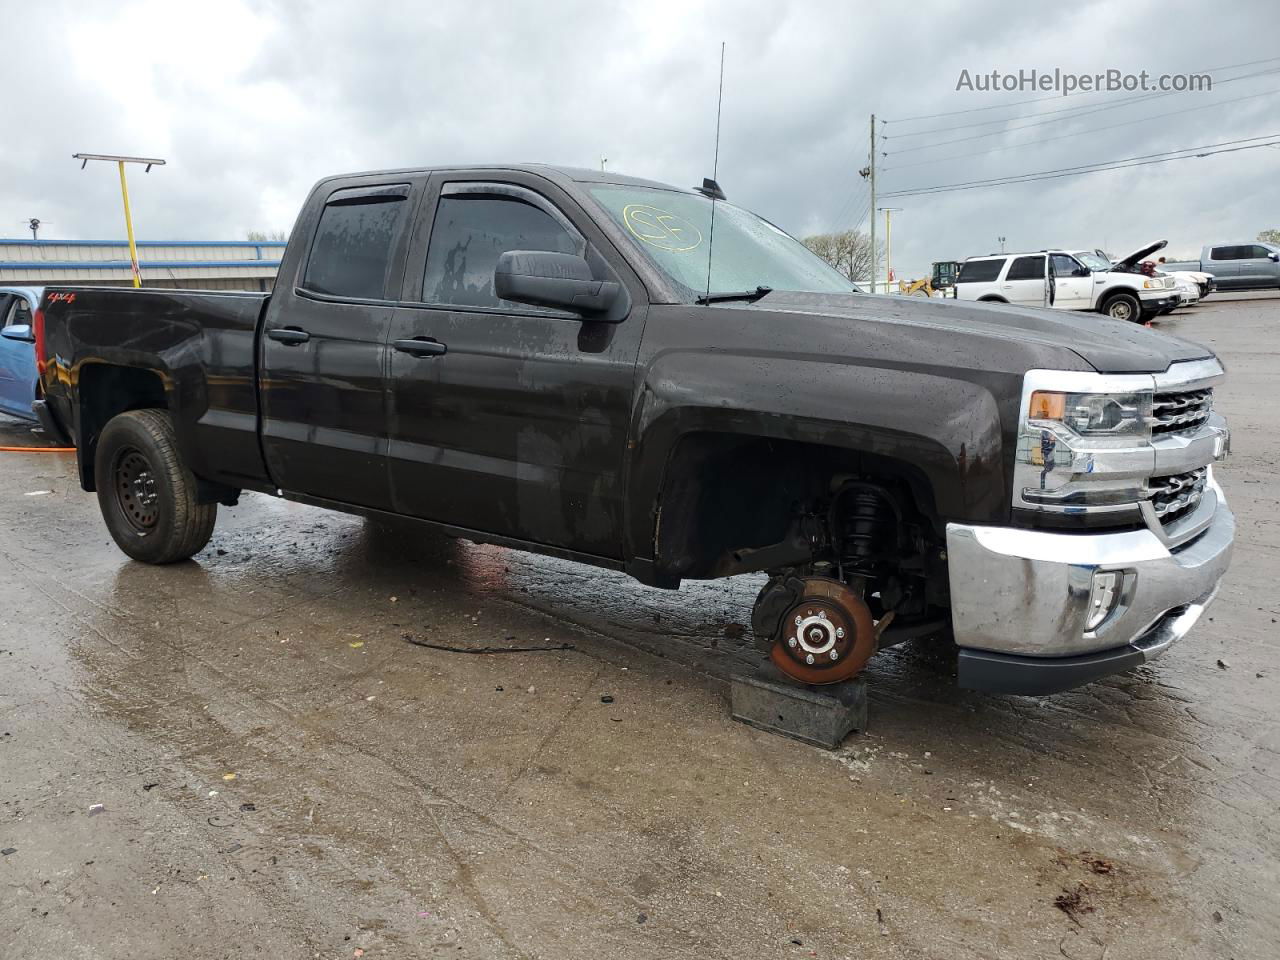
left=94, top=409, right=216, bottom=563
left=111, top=447, right=162, bottom=533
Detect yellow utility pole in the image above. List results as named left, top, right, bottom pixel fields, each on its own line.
left=116, top=162, right=141, bottom=287
left=73, top=153, right=167, bottom=288
left=879, top=207, right=902, bottom=288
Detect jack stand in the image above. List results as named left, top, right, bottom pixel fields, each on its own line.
left=729, top=666, right=868, bottom=749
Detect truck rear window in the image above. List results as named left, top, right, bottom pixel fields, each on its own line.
left=957, top=259, right=1003, bottom=283
left=304, top=192, right=408, bottom=300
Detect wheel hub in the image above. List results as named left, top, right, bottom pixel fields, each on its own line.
left=770, top=578, right=876, bottom=684
left=114, top=448, right=160, bottom=532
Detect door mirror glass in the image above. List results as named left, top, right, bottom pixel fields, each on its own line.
left=1, top=323, right=34, bottom=343
left=495, top=251, right=620, bottom=316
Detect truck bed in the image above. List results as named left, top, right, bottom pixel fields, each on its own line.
left=39, top=286, right=274, bottom=493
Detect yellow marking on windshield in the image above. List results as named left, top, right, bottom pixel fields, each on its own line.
left=622, top=204, right=702, bottom=252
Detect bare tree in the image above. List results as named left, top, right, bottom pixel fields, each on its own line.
left=803, top=230, right=883, bottom=284
left=246, top=229, right=288, bottom=242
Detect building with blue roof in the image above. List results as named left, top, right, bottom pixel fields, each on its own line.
left=0, top=239, right=286, bottom=291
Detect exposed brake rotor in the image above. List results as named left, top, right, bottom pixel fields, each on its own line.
left=769, top=577, right=876, bottom=685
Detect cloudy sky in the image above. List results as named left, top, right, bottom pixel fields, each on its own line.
left=3, top=0, right=1278, bottom=279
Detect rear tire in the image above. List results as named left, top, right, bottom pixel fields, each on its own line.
left=1102, top=292, right=1141, bottom=323
left=95, top=409, right=216, bottom=564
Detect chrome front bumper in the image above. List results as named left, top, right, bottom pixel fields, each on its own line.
left=946, top=478, right=1234, bottom=692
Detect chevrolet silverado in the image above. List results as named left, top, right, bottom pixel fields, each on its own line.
left=33, top=164, right=1235, bottom=694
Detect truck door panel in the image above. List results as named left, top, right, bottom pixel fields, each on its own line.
left=1003, top=255, right=1047, bottom=306
left=1049, top=254, right=1092, bottom=310
left=1207, top=246, right=1242, bottom=287
left=259, top=181, right=418, bottom=509
left=388, top=177, right=645, bottom=558
left=1236, top=244, right=1276, bottom=288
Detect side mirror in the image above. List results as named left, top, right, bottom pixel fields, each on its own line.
left=1073, top=266, right=1091, bottom=277
left=494, top=251, right=621, bottom=316
left=1269, top=252, right=1279, bottom=262
left=1, top=324, right=34, bottom=343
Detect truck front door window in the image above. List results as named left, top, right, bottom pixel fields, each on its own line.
left=421, top=195, right=578, bottom=311
left=303, top=195, right=407, bottom=300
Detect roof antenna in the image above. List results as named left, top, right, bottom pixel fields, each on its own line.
left=702, top=41, right=726, bottom=303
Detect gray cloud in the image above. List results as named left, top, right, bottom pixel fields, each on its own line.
left=3, top=0, right=1278, bottom=279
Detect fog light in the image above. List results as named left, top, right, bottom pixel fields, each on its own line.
left=1086, top=571, right=1122, bottom=632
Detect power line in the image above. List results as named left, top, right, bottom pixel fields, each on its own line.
left=879, top=134, right=1280, bottom=198
left=850, top=194, right=873, bottom=231
left=884, top=68, right=1280, bottom=155
left=834, top=182, right=869, bottom=230
left=881, top=86, right=1280, bottom=171
left=827, top=150, right=871, bottom=231
left=882, top=55, right=1280, bottom=124
left=832, top=161, right=870, bottom=223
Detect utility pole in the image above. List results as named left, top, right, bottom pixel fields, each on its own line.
left=73, top=153, right=166, bottom=288
left=868, top=114, right=877, bottom=293
left=27, top=218, right=43, bottom=241
left=998, top=235, right=1007, bottom=254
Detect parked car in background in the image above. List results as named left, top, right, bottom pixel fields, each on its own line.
left=0, top=286, right=42, bottom=421
left=1163, top=242, right=1280, bottom=290
left=956, top=243, right=1178, bottom=322
left=1156, top=261, right=1217, bottom=300
left=1159, top=269, right=1200, bottom=311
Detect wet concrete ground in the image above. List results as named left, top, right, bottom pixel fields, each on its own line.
left=1, top=292, right=1277, bottom=959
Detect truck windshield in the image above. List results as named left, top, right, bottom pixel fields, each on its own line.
left=1074, top=252, right=1111, bottom=272
left=588, top=185, right=858, bottom=301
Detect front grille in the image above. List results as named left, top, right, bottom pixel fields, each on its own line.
left=1151, top=388, right=1212, bottom=435
left=1148, top=467, right=1207, bottom=526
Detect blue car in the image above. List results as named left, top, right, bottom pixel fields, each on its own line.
left=0, top=286, right=43, bottom=421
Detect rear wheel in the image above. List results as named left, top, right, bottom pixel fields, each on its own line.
left=1102, top=292, right=1141, bottom=323
left=95, top=409, right=216, bottom=564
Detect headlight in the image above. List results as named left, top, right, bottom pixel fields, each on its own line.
left=1015, top=372, right=1158, bottom=516
left=1028, top=389, right=1152, bottom=439
left=1143, top=279, right=1161, bottom=289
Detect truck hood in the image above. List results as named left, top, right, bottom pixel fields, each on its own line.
left=743, top=291, right=1213, bottom=374
left=1114, top=239, right=1169, bottom=270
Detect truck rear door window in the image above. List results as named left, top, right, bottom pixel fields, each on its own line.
left=1006, top=256, right=1045, bottom=280
left=422, top=195, right=578, bottom=310
left=303, top=191, right=408, bottom=300
left=957, top=259, right=1004, bottom=283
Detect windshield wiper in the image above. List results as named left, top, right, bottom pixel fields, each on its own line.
left=696, top=285, right=773, bottom=305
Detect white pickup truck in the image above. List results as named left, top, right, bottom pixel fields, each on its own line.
left=956, top=240, right=1180, bottom=323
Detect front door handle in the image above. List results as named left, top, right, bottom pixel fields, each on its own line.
left=267, top=327, right=311, bottom=345
left=393, top=337, right=447, bottom=358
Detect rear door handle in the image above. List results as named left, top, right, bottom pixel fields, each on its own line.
left=267, top=327, right=310, bottom=345
left=394, top=337, right=447, bottom=357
